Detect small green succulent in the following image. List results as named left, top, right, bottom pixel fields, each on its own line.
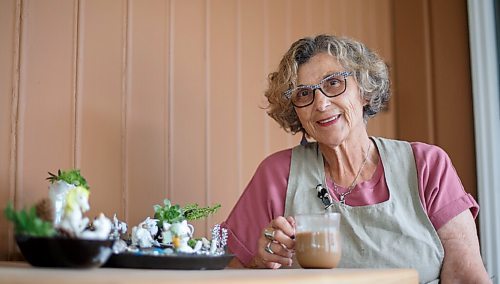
left=46, top=169, right=89, bottom=190
left=4, top=202, right=55, bottom=237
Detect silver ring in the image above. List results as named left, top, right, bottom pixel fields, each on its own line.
left=263, top=228, right=275, bottom=241
left=265, top=241, right=274, bottom=254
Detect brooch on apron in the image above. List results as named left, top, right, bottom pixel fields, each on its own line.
left=316, top=184, right=333, bottom=210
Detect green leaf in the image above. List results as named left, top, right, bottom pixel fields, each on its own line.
left=4, top=201, right=55, bottom=237
left=188, top=238, right=198, bottom=248
left=152, top=199, right=221, bottom=228
left=184, top=203, right=221, bottom=221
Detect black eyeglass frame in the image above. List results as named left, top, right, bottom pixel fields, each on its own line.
left=283, top=71, right=353, bottom=108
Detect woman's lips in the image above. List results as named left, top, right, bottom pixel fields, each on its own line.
left=316, top=114, right=341, bottom=127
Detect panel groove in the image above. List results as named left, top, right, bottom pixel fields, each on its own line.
left=285, top=0, right=293, bottom=147
left=8, top=0, right=23, bottom=260
left=72, top=0, right=80, bottom=168
left=164, top=0, right=171, bottom=202
left=205, top=0, right=211, bottom=235
left=236, top=0, right=243, bottom=193
left=263, top=0, right=270, bottom=156
left=168, top=0, right=175, bottom=200
left=422, top=0, right=436, bottom=144
left=15, top=0, right=29, bottom=226
left=75, top=0, right=84, bottom=169
left=122, top=0, right=131, bottom=220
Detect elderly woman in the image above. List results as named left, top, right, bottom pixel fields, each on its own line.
left=222, top=35, right=490, bottom=283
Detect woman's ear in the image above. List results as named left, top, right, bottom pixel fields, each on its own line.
left=359, top=89, right=369, bottom=106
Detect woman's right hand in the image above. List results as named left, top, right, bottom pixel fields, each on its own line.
left=254, top=216, right=296, bottom=269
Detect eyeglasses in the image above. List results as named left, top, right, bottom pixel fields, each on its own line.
left=283, top=71, right=353, bottom=108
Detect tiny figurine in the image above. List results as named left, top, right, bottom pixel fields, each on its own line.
left=58, top=186, right=91, bottom=237
left=316, top=184, right=333, bottom=210
left=81, top=213, right=112, bottom=240
left=131, top=217, right=160, bottom=248
left=110, top=214, right=128, bottom=240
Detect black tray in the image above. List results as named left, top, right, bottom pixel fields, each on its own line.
left=104, top=252, right=234, bottom=270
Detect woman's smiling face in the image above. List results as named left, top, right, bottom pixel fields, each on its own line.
left=295, top=52, right=366, bottom=148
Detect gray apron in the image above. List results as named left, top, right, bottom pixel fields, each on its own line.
left=284, top=137, right=443, bottom=284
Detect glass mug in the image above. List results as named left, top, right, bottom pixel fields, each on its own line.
left=294, top=212, right=342, bottom=269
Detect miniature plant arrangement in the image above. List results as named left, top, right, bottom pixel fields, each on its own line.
left=4, top=169, right=231, bottom=269
left=3, top=169, right=114, bottom=268
left=4, top=169, right=113, bottom=240
left=113, top=198, right=228, bottom=257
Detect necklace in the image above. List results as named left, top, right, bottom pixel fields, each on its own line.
left=329, top=141, right=372, bottom=205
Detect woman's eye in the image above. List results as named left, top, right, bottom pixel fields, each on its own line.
left=326, top=78, right=341, bottom=87
left=297, top=89, right=310, bottom=98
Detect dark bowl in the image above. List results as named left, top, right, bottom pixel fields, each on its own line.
left=15, top=235, right=114, bottom=268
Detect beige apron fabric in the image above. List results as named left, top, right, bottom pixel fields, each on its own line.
left=284, top=137, right=444, bottom=284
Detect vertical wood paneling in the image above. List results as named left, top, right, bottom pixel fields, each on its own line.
left=0, top=0, right=17, bottom=260
left=290, top=0, right=310, bottom=39
left=266, top=0, right=293, bottom=154
left=78, top=0, right=125, bottom=218
left=171, top=0, right=207, bottom=236
left=322, top=0, right=332, bottom=33
left=375, top=0, right=394, bottom=74
left=310, top=0, right=330, bottom=35
left=286, top=2, right=302, bottom=149
left=206, top=0, right=239, bottom=231
left=330, top=0, right=348, bottom=35
left=429, top=0, right=476, bottom=197
left=18, top=0, right=76, bottom=205
left=345, top=0, right=365, bottom=41
left=126, top=0, right=170, bottom=226
left=240, top=0, right=267, bottom=189
left=394, top=0, right=435, bottom=143
left=365, top=0, right=396, bottom=139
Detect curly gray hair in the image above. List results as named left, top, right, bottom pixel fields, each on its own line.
left=264, top=34, right=390, bottom=134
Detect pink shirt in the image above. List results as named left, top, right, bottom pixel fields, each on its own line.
left=222, top=142, right=479, bottom=266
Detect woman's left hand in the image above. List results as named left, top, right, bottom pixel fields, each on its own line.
left=255, top=216, right=296, bottom=269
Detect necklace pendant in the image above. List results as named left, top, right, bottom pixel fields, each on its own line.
left=340, top=194, right=346, bottom=205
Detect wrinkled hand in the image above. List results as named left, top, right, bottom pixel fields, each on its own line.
left=255, top=216, right=296, bottom=269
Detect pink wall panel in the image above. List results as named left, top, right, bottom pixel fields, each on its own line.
left=240, top=0, right=267, bottom=190
left=310, top=0, right=332, bottom=35
left=358, top=0, right=396, bottom=139
left=342, top=0, right=365, bottom=41
left=170, top=0, right=207, bottom=236
left=266, top=0, right=295, bottom=154
left=329, top=0, right=349, bottom=35
left=78, top=0, right=125, bottom=218
left=0, top=0, right=18, bottom=260
left=290, top=0, right=312, bottom=39
left=126, top=0, right=170, bottom=228
left=206, top=0, right=239, bottom=232
left=18, top=0, right=76, bottom=208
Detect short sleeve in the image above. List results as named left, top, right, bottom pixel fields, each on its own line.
left=221, top=149, right=291, bottom=266
left=412, top=142, right=479, bottom=230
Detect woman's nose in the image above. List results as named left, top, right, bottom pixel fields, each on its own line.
left=313, top=88, right=331, bottom=111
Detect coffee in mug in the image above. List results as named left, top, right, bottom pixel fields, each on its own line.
left=294, top=213, right=341, bottom=269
